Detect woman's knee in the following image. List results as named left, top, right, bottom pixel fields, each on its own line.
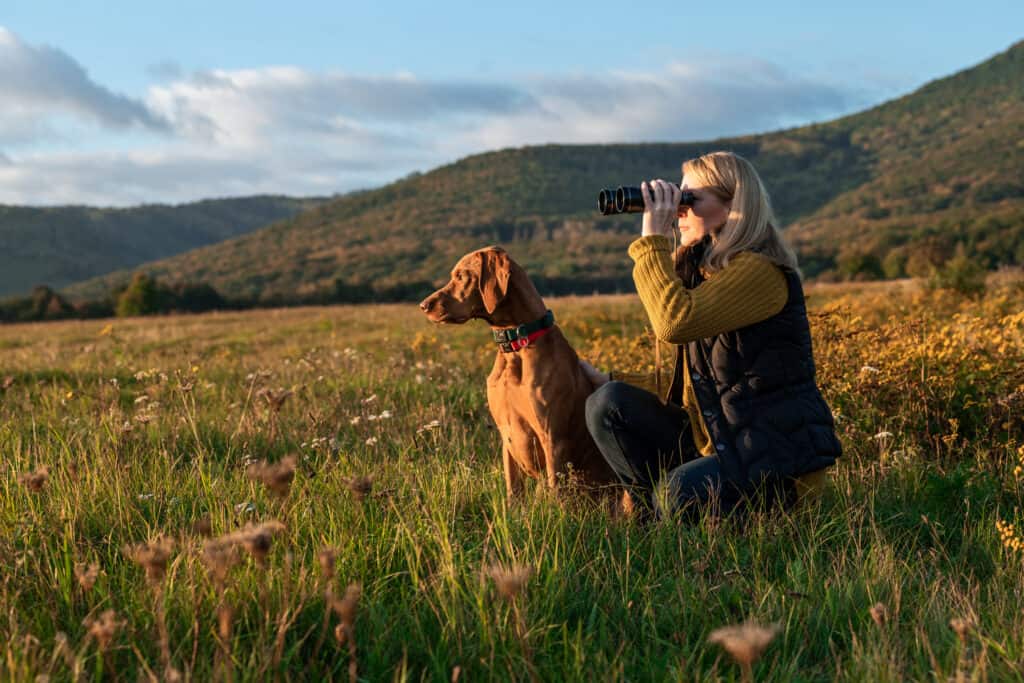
left=584, top=380, right=631, bottom=433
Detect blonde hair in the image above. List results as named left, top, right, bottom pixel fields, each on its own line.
left=681, top=151, right=799, bottom=275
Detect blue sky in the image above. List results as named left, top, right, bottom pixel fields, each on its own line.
left=0, top=1, right=1020, bottom=206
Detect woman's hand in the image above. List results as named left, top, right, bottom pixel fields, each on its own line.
left=641, top=179, right=681, bottom=238
left=579, top=359, right=611, bottom=388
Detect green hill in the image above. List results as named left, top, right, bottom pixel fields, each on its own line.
left=0, top=195, right=322, bottom=297
left=66, top=40, right=1023, bottom=304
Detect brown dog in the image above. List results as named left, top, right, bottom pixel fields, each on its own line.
left=419, top=246, right=616, bottom=498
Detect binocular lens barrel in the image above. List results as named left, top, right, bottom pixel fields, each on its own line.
left=596, top=185, right=697, bottom=215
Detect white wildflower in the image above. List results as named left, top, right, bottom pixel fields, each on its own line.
left=365, top=437, right=378, bottom=446
left=361, top=393, right=378, bottom=404
left=350, top=416, right=362, bottom=425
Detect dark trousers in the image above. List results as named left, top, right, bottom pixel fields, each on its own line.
left=585, top=381, right=789, bottom=519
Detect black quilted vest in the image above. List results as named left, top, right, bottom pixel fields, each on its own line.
left=669, top=241, right=842, bottom=491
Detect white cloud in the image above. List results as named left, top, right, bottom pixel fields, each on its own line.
left=0, top=27, right=167, bottom=145
left=0, top=29, right=879, bottom=206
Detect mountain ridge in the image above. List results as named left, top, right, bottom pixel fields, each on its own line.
left=63, top=39, right=1024, bottom=303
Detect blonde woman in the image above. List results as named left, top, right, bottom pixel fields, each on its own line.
left=581, top=151, right=841, bottom=519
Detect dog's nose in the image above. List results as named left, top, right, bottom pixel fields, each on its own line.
left=418, top=298, right=431, bottom=312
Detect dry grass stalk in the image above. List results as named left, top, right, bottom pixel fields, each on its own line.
left=74, top=562, right=100, bottom=593
left=707, top=621, right=781, bottom=683
left=330, top=582, right=362, bottom=683
left=342, top=475, right=374, bottom=502
left=246, top=455, right=297, bottom=497
left=124, top=536, right=175, bottom=585
left=484, top=563, right=536, bottom=680
left=18, top=466, right=49, bottom=492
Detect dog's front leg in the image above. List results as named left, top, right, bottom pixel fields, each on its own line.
left=503, top=442, right=525, bottom=499
left=542, top=437, right=570, bottom=491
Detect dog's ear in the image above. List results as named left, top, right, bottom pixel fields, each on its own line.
left=479, top=248, right=511, bottom=314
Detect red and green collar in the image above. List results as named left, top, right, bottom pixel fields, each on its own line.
left=492, top=310, right=555, bottom=352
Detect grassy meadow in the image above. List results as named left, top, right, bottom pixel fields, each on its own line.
left=2, top=274, right=1023, bottom=681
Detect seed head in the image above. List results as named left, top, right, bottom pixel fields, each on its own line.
left=18, top=466, right=49, bottom=492
left=260, top=388, right=293, bottom=413
left=343, top=475, right=373, bottom=502
left=247, top=455, right=297, bottom=497
left=124, top=536, right=175, bottom=584
left=330, top=582, right=362, bottom=644
left=318, top=547, right=338, bottom=580
left=84, top=609, right=123, bottom=651
left=75, top=562, right=100, bottom=592
left=485, top=563, right=533, bottom=601
left=949, top=616, right=973, bottom=645
left=707, top=621, right=781, bottom=669
left=192, top=514, right=213, bottom=537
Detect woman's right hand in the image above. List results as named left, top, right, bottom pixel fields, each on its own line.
left=640, top=179, right=681, bottom=238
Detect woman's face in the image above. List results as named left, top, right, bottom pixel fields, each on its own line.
left=677, top=179, right=731, bottom=247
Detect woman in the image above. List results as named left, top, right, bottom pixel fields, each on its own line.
left=581, top=151, right=841, bottom=519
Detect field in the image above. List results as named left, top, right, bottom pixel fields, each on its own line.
left=2, top=274, right=1023, bottom=681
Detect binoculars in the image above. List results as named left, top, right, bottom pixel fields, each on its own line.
left=597, top=184, right=697, bottom=215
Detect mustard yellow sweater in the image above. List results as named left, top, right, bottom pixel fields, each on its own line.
left=614, top=234, right=788, bottom=456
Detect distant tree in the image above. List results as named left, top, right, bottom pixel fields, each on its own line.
left=927, top=243, right=986, bottom=297
left=116, top=273, right=165, bottom=317
left=836, top=252, right=884, bottom=281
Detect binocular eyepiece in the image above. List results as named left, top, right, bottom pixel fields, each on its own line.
left=597, top=185, right=696, bottom=215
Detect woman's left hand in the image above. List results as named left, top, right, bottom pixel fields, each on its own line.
left=641, top=179, right=681, bottom=238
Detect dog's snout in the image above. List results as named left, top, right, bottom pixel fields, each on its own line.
left=419, top=296, right=433, bottom=312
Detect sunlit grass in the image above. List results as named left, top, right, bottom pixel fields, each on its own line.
left=1, top=276, right=1022, bottom=680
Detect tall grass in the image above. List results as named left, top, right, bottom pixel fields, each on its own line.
left=0, top=278, right=1022, bottom=681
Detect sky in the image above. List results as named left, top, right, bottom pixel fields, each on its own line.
left=0, top=1, right=1020, bottom=206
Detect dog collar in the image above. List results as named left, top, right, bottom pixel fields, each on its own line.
left=492, top=310, right=555, bottom=352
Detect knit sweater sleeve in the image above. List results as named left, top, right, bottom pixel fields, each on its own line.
left=628, top=235, right=788, bottom=344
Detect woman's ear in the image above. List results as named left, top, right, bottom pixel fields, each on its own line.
left=479, top=248, right=511, bottom=314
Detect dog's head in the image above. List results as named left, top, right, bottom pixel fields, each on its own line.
left=419, top=246, right=515, bottom=325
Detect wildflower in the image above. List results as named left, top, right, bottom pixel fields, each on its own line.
left=234, top=501, right=256, bottom=514
left=246, top=454, right=297, bottom=497
left=707, top=621, right=780, bottom=682
left=485, top=563, right=533, bottom=601
left=18, top=466, right=49, bottom=492
left=873, top=431, right=894, bottom=440
left=361, top=393, right=377, bottom=405
left=350, top=416, right=362, bottom=425
left=137, top=493, right=155, bottom=501
left=417, top=419, right=442, bottom=434
left=379, top=410, right=392, bottom=419
left=124, top=536, right=175, bottom=585
left=202, top=541, right=242, bottom=588
left=365, top=436, right=378, bottom=446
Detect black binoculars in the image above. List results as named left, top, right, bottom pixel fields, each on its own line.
left=597, top=185, right=697, bottom=215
